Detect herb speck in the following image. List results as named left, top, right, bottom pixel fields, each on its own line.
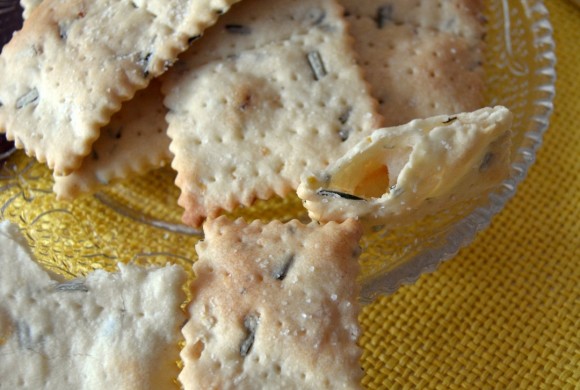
left=240, top=314, right=259, bottom=357
left=307, top=51, right=327, bottom=81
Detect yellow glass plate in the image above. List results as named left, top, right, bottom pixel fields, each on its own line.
left=0, top=0, right=555, bottom=303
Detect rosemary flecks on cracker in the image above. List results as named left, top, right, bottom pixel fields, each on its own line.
left=55, top=281, right=89, bottom=293
left=307, top=50, right=327, bottom=80
left=317, top=189, right=365, bottom=201
left=375, top=5, right=394, bottom=28
left=240, top=314, right=260, bottom=357
left=273, top=254, right=295, bottom=281
left=15, top=88, right=39, bottom=109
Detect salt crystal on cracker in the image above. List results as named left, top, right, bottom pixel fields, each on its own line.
left=180, top=217, right=364, bottom=389
left=163, top=0, right=382, bottom=227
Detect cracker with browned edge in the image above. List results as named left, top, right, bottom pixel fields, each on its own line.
left=163, top=0, right=382, bottom=227
left=180, top=217, right=363, bottom=389
left=0, top=220, right=187, bottom=389
left=339, top=0, right=486, bottom=126
left=0, top=0, right=242, bottom=175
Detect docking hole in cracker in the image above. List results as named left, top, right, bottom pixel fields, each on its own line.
left=297, top=106, right=513, bottom=227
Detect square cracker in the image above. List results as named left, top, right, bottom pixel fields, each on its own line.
left=162, top=0, right=382, bottom=227
left=53, top=79, right=171, bottom=199
left=0, top=220, right=187, bottom=389
left=0, top=0, right=241, bottom=175
left=339, top=0, right=486, bottom=126
left=180, top=217, right=364, bottom=389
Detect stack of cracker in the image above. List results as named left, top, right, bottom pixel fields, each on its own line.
left=1, top=0, right=487, bottom=227
left=0, top=0, right=506, bottom=388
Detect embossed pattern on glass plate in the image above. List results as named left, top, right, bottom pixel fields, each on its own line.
left=0, top=0, right=555, bottom=302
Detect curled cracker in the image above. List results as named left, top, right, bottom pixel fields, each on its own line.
left=297, top=106, right=513, bottom=227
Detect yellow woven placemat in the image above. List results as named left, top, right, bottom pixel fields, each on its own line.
left=360, top=1, right=580, bottom=388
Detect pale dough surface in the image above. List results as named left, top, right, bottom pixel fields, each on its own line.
left=0, top=220, right=187, bottom=390
left=297, top=106, right=513, bottom=227
left=53, top=80, right=171, bottom=199
left=180, top=217, right=364, bottom=390
left=339, top=0, right=486, bottom=126
left=163, top=0, right=381, bottom=227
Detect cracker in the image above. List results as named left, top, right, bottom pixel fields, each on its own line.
left=20, top=0, right=42, bottom=19
left=19, top=1, right=172, bottom=198
left=53, top=79, right=171, bottom=199
left=0, top=0, right=242, bottom=175
left=339, top=0, right=486, bottom=126
left=180, top=217, right=364, bottom=389
left=162, top=0, right=382, bottom=227
left=297, top=106, right=513, bottom=227
left=0, top=220, right=187, bottom=389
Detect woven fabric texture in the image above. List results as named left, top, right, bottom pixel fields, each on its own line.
left=360, top=1, right=580, bottom=388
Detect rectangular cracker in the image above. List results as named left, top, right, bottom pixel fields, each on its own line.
left=53, top=79, right=171, bottom=199
left=180, top=217, right=364, bottom=389
left=339, top=0, right=486, bottom=126
left=0, top=0, right=242, bottom=175
left=0, top=220, right=187, bottom=389
left=162, top=0, right=382, bottom=227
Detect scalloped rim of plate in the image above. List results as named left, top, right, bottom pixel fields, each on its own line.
left=359, top=0, right=556, bottom=302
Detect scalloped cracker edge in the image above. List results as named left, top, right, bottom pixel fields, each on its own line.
left=53, top=79, right=171, bottom=199
left=162, top=0, right=382, bottom=227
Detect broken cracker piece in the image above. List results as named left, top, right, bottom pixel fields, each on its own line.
left=180, top=216, right=364, bottom=389
left=0, top=0, right=241, bottom=175
left=162, top=0, right=382, bottom=227
left=297, top=106, right=513, bottom=227
left=0, top=220, right=187, bottom=389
